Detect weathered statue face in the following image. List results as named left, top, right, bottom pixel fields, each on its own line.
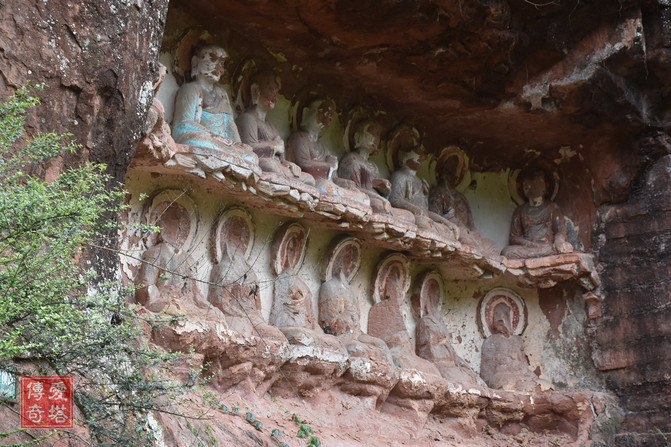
left=382, top=263, right=404, bottom=303
left=281, top=230, right=304, bottom=272
left=193, top=46, right=228, bottom=83
left=440, top=155, right=460, bottom=189
left=492, top=302, right=513, bottom=335
left=152, top=202, right=191, bottom=246
left=332, top=243, right=359, bottom=281
left=402, top=150, right=422, bottom=171
left=222, top=216, right=250, bottom=257
left=522, top=172, right=547, bottom=204
left=304, top=100, right=334, bottom=135
left=423, top=278, right=442, bottom=316
left=252, top=73, right=281, bottom=110
left=354, top=123, right=382, bottom=156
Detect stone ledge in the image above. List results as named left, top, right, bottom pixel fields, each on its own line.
left=130, top=144, right=600, bottom=290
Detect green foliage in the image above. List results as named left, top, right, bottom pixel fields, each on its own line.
left=293, top=413, right=321, bottom=446
left=0, top=86, right=188, bottom=446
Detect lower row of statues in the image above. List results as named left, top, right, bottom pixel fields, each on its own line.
left=134, top=197, right=549, bottom=396
left=160, top=44, right=574, bottom=259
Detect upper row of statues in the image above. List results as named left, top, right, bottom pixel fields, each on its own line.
left=167, top=44, right=575, bottom=260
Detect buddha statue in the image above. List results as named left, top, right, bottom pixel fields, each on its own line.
left=335, top=120, right=392, bottom=213
left=236, top=71, right=314, bottom=184
left=480, top=302, right=552, bottom=391
left=413, top=271, right=486, bottom=389
left=172, top=45, right=255, bottom=161
left=502, top=169, right=573, bottom=259
left=286, top=99, right=339, bottom=181
left=208, top=208, right=284, bottom=340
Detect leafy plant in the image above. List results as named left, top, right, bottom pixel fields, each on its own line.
left=0, top=85, right=189, bottom=446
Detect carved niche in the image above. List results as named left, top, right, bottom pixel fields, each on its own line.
left=318, top=235, right=363, bottom=336
left=478, top=288, right=551, bottom=391
left=135, top=189, right=210, bottom=315
left=412, top=270, right=486, bottom=389
left=268, top=222, right=316, bottom=330
left=502, top=166, right=573, bottom=259
left=208, top=207, right=280, bottom=337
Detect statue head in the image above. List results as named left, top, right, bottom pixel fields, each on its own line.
left=400, top=149, right=423, bottom=171
left=381, top=263, right=404, bottom=303
left=353, top=120, right=383, bottom=157
left=191, top=45, right=228, bottom=83
left=250, top=71, right=281, bottom=111
left=521, top=169, right=548, bottom=205
left=302, top=99, right=335, bottom=136
left=151, top=202, right=191, bottom=246
left=221, top=215, right=251, bottom=258
left=492, top=302, right=513, bottom=336
left=438, top=154, right=461, bottom=189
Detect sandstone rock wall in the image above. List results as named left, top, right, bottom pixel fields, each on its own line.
left=0, top=0, right=169, bottom=280
left=595, top=142, right=671, bottom=444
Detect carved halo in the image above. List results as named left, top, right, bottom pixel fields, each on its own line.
left=171, top=28, right=215, bottom=86
left=211, top=207, right=255, bottom=263
left=271, top=222, right=308, bottom=276
left=321, top=235, right=362, bottom=283
left=145, top=189, right=199, bottom=250
left=385, top=122, right=424, bottom=172
left=411, top=270, right=445, bottom=318
left=478, top=287, right=527, bottom=338
left=230, top=57, right=258, bottom=114
left=342, top=106, right=371, bottom=152
left=508, top=161, right=560, bottom=206
left=370, top=252, right=411, bottom=304
left=431, top=145, right=471, bottom=192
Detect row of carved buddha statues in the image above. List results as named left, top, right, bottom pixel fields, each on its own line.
left=150, top=44, right=577, bottom=260
left=133, top=192, right=551, bottom=395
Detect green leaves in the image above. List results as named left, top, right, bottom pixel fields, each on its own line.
left=0, top=86, right=188, bottom=446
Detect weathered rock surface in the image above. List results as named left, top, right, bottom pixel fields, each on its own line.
left=3, top=0, right=671, bottom=445
left=594, top=148, right=671, bottom=442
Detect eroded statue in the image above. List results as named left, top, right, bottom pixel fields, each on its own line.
left=135, top=196, right=217, bottom=319
left=367, top=255, right=441, bottom=376
left=286, top=99, right=339, bottom=181
left=412, top=271, right=486, bottom=389
left=236, top=71, right=314, bottom=184
left=480, top=302, right=551, bottom=391
left=268, top=223, right=349, bottom=397
left=268, top=222, right=317, bottom=330
left=207, top=208, right=284, bottom=340
left=335, top=120, right=392, bottom=213
left=318, top=236, right=397, bottom=400
left=429, top=148, right=499, bottom=256
left=389, top=148, right=459, bottom=239
left=172, top=45, right=255, bottom=161
left=502, top=169, right=573, bottom=259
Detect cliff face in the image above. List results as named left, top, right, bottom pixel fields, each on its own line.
left=0, top=0, right=169, bottom=279
left=595, top=140, right=671, bottom=441
left=2, top=0, right=671, bottom=445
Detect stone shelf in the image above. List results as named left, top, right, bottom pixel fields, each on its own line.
left=130, top=144, right=599, bottom=290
